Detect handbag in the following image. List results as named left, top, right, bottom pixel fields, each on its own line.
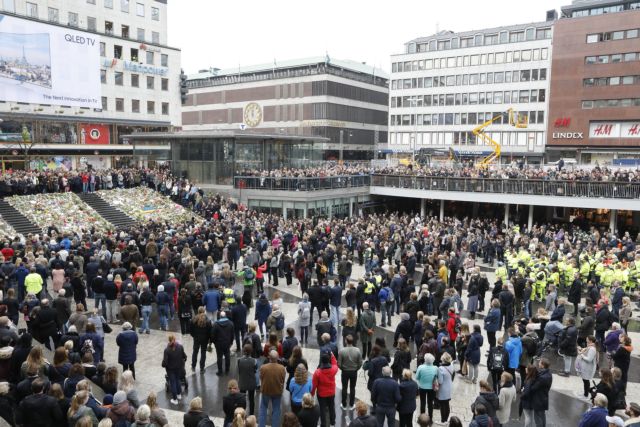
left=432, top=375, right=440, bottom=392
left=102, top=322, right=112, bottom=334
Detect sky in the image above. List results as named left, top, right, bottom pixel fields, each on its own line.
left=168, top=0, right=565, bottom=75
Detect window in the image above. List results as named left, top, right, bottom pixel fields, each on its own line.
left=87, top=0, right=96, bottom=3
left=115, top=98, right=124, bottom=112
left=627, top=29, right=638, bottom=38
left=161, top=54, right=168, bottom=67
left=121, top=0, right=129, bottom=12
left=624, top=52, right=637, bottom=61
left=2, top=0, right=15, bottom=12
left=162, top=102, right=169, bottom=115
left=509, top=31, right=524, bottom=42
left=131, top=74, right=139, bottom=87
left=104, top=0, right=113, bottom=8
left=525, top=28, right=535, bottom=40
left=26, top=2, right=37, bottom=17
left=151, top=7, right=160, bottom=21
left=152, top=31, right=160, bottom=44
left=612, top=31, right=624, bottom=40
left=105, top=21, right=113, bottom=35
left=586, top=34, right=599, bottom=43
left=130, top=48, right=139, bottom=62
left=100, top=69, right=107, bottom=84
left=136, top=2, right=144, bottom=16
left=87, top=17, right=97, bottom=31
left=121, top=25, right=129, bottom=38
left=114, top=45, right=122, bottom=59
left=146, top=51, right=154, bottom=64
left=521, top=50, right=531, bottom=61
left=161, top=78, right=168, bottom=90
left=99, top=42, right=105, bottom=57
left=68, top=12, right=78, bottom=27
left=597, top=55, right=609, bottom=64
left=137, top=28, right=145, bottom=41
left=146, top=101, right=155, bottom=114
left=101, top=97, right=108, bottom=111
left=48, top=7, right=59, bottom=22
left=610, top=77, right=620, bottom=85
left=132, top=99, right=140, bottom=113
left=541, top=48, right=548, bottom=60
left=585, top=56, right=596, bottom=64
left=115, top=72, right=123, bottom=86
left=146, top=76, right=154, bottom=89
left=611, top=54, right=622, bottom=63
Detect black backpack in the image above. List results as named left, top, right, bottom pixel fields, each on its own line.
left=197, top=418, right=214, bottom=427
left=490, top=348, right=506, bottom=370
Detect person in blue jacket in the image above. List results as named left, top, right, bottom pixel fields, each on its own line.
left=578, top=393, right=609, bottom=427
left=202, top=283, right=221, bottom=321
left=156, top=285, right=171, bottom=331
left=254, top=294, right=272, bottom=340
left=483, top=299, right=501, bottom=348
left=504, top=327, right=523, bottom=377
left=465, top=324, right=484, bottom=384
left=116, top=322, right=139, bottom=379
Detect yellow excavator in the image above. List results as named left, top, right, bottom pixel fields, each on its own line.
left=473, top=108, right=528, bottom=168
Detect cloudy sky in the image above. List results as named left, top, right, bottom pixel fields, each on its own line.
left=168, top=0, right=565, bottom=74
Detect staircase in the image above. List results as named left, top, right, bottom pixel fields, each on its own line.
left=0, top=200, right=42, bottom=236
left=77, top=193, right=136, bottom=228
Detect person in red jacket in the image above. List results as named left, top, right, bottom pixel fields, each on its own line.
left=312, top=351, right=338, bottom=427
left=446, top=307, right=460, bottom=350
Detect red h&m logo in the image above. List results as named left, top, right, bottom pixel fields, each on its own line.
left=628, top=124, right=640, bottom=136
left=554, top=117, right=571, bottom=127
left=593, top=124, right=614, bottom=136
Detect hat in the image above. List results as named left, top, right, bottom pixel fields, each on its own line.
left=630, top=402, right=640, bottom=414
left=400, top=313, right=410, bottom=321
left=102, top=394, right=113, bottom=405
left=113, top=391, right=127, bottom=406
left=605, top=416, right=624, bottom=427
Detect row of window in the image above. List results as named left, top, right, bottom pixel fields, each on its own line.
left=584, top=75, right=640, bottom=87
left=311, top=103, right=387, bottom=126
left=585, top=52, right=640, bottom=64
left=86, top=0, right=161, bottom=20
left=390, top=110, right=545, bottom=127
left=391, top=68, right=548, bottom=90
left=391, top=89, right=546, bottom=109
left=393, top=48, right=549, bottom=74
left=587, top=28, right=640, bottom=43
left=101, top=43, right=168, bottom=66
left=581, top=98, right=640, bottom=109
left=101, top=97, right=169, bottom=115
left=571, top=2, right=640, bottom=17
left=405, top=27, right=552, bottom=54
left=390, top=130, right=545, bottom=147
left=13, top=2, right=162, bottom=45
left=100, top=70, right=169, bottom=90
left=311, top=81, right=388, bottom=106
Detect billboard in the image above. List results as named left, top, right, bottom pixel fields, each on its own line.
left=80, top=124, right=110, bottom=145
left=0, top=14, right=100, bottom=108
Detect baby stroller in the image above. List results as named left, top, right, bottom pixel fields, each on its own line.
left=164, top=368, right=189, bottom=393
left=538, top=320, right=563, bottom=357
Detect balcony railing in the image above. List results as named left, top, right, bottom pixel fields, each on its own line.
left=234, top=175, right=371, bottom=191
left=370, top=175, right=640, bottom=199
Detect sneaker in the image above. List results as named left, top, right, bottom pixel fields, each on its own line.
left=145, top=330, right=150, bottom=334
left=558, top=372, right=570, bottom=377
left=170, top=399, right=178, bottom=405
left=340, top=404, right=348, bottom=410
left=177, top=394, right=182, bottom=400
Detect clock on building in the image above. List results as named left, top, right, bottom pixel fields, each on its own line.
left=243, top=102, right=262, bottom=127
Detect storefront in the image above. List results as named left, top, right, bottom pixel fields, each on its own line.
left=247, top=195, right=371, bottom=219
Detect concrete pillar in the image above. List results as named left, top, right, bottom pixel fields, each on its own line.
left=610, top=209, right=617, bottom=234
left=528, top=205, right=534, bottom=230
left=420, top=199, right=426, bottom=218
left=303, top=205, right=308, bottom=219
left=349, top=198, right=354, bottom=217
left=282, top=206, right=288, bottom=220
left=439, top=199, right=445, bottom=221
left=504, top=203, right=510, bottom=227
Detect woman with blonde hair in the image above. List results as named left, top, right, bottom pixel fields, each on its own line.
left=183, top=396, right=210, bottom=427
left=145, top=391, right=168, bottom=427
left=118, top=370, right=140, bottom=408
left=619, top=296, right=632, bottom=332
left=20, top=345, right=49, bottom=379
left=68, top=390, right=99, bottom=426
left=341, top=307, right=358, bottom=347
left=288, top=364, right=312, bottom=414
left=231, top=407, right=246, bottom=427
left=295, top=393, right=320, bottom=426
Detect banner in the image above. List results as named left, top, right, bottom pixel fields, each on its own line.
left=0, top=14, right=101, bottom=108
left=590, top=122, right=640, bottom=139
left=80, top=124, right=110, bottom=145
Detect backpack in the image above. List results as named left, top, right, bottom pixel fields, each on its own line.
left=490, top=349, right=506, bottom=370
left=113, top=418, right=131, bottom=427
left=387, top=288, right=395, bottom=303
left=81, top=338, right=95, bottom=355
left=244, top=268, right=255, bottom=281
left=197, top=418, right=215, bottom=427
left=300, top=304, right=311, bottom=321
left=453, top=316, right=462, bottom=334
left=304, top=269, right=312, bottom=282
left=275, top=315, right=285, bottom=331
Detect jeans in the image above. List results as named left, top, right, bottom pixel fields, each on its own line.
left=380, top=301, right=392, bottom=326
left=141, top=305, right=152, bottom=333
left=330, top=305, right=340, bottom=328
left=216, top=345, right=231, bottom=373
left=121, top=362, right=135, bottom=379
left=257, top=320, right=267, bottom=337
left=300, top=326, right=308, bottom=344
left=93, top=293, right=106, bottom=317
left=375, top=406, right=396, bottom=427
left=106, top=299, right=118, bottom=322
left=524, top=300, right=532, bottom=319
left=167, top=369, right=182, bottom=399
left=523, top=408, right=536, bottom=427
left=534, top=409, right=547, bottom=427
left=158, top=304, right=169, bottom=330
left=241, top=389, right=255, bottom=415
left=563, top=355, right=574, bottom=374
left=341, top=370, right=357, bottom=406
left=395, top=297, right=401, bottom=315
left=258, top=395, right=281, bottom=427
left=469, top=363, right=479, bottom=382
left=192, top=341, right=207, bottom=370
left=318, top=395, right=336, bottom=427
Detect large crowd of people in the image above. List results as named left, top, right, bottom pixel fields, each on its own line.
left=0, top=165, right=636, bottom=427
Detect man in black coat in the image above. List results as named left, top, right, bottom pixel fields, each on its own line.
left=53, top=290, right=71, bottom=330
left=229, top=299, right=248, bottom=352
left=498, top=286, right=515, bottom=331
left=558, top=317, right=578, bottom=376
left=393, top=313, right=413, bottom=346
left=568, top=274, right=582, bottom=316
left=307, top=281, right=323, bottom=329
left=36, top=299, right=59, bottom=350
left=16, top=378, right=62, bottom=426
left=210, top=311, right=235, bottom=375
left=530, top=358, right=553, bottom=427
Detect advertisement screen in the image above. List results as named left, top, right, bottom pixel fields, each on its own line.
left=0, top=14, right=100, bottom=108
left=80, top=124, right=110, bottom=145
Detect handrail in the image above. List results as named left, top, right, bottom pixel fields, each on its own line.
left=233, top=174, right=640, bottom=199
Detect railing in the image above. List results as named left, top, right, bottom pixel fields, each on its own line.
left=233, top=175, right=371, bottom=191
left=370, top=175, right=640, bottom=199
